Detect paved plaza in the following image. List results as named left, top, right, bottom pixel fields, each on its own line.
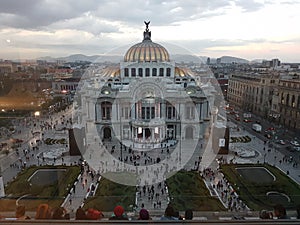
left=0, top=108, right=299, bottom=218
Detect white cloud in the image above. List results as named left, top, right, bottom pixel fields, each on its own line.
left=0, top=0, right=299, bottom=62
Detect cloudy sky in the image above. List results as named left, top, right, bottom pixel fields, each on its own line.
left=0, top=0, right=299, bottom=62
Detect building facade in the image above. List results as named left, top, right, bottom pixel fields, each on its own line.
left=276, top=79, right=300, bottom=130
left=72, top=23, right=216, bottom=186
left=227, top=72, right=278, bottom=118
left=228, top=72, right=300, bottom=130
left=76, top=24, right=211, bottom=147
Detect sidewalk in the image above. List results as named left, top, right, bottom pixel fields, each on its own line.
left=61, top=163, right=99, bottom=215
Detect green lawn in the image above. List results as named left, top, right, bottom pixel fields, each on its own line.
left=220, top=164, right=300, bottom=210
left=166, top=170, right=225, bottom=211
left=83, top=176, right=136, bottom=212
left=1, top=165, right=80, bottom=210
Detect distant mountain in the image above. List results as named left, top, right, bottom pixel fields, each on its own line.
left=250, top=59, right=266, bottom=63
left=37, top=56, right=57, bottom=62
left=37, top=54, right=123, bottom=63
left=58, top=54, right=97, bottom=62
left=37, top=54, right=206, bottom=63
left=171, top=54, right=207, bottom=63
left=37, top=54, right=250, bottom=64
left=219, top=56, right=249, bottom=64
left=207, top=56, right=248, bottom=64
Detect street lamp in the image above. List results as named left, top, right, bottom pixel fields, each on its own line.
left=34, top=111, right=40, bottom=117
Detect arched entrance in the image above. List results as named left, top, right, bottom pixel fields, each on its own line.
left=103, top=127, right=111, bottom=140
left=185, top=126, right=194, bottom=139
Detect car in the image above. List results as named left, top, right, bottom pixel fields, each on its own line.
left=243, top=119, right=252, bottom=123
left=293, top=146, right=300, bottom=152
left=266, top=127, right=275, bottom=131
left=264, top=134, right=272, bottom=139
left=290, top=140, right=300, bottom=146
left=277, top=140, right=286, bottom=145
left=15, top=139, right=23, bottom=143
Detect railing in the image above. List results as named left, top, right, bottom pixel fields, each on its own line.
left=1, top=210, right=299, bottom=225
left=0, top=219, right=299, bottom=225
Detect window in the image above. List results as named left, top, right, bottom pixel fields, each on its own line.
left=141, top=107, right=145, bottom=119
left=185, top=105, right=195, bottom=119
left=281, top=93, right=284, bottom=104
left=145, top=68, right=150, bottom=77
left=141, top=106, right=155, bottom=119
left=122, top=106, right=130, bottom=119
left=167, top=106, right=176, bottom=119
left=138, top=68, right=143, bottom=77
left=167, top=107, right=172, bottom=119
left=146, top=107, right=150, bottom=119
left=101, top=101, right=112, bottom=120
left=151, top=106, right=155, bottom=119
left=124, top=68, right=129, bottom=77
left=131, top=68, right=136, bottom=77
left=152, top=68, right=157, bottom=76
left=292, top=95, right=295, bottom=107
left=159, top=68, right=164, bottom=76
left=166, top=68, right=171, bottom=76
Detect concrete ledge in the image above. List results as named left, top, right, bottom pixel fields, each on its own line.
left=0, top=219, right=300, bottom=225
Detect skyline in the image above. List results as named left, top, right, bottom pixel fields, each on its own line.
left=0, top=0, right=300, bottom=63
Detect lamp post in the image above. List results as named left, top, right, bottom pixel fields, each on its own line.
left=120, top=106, right=123, bottom=162
left=0, top=167, right=5, bottom=197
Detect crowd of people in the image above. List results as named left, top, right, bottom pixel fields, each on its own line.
left=1, top=203, right=299, bottom=221
left=1, top=101, right=300, bottom=223
left=102, top=137, right=176, bottom=168
left=201, top=167, right=248, bottom=212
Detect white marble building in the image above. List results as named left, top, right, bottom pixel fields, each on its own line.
left=75, top=22, right=212, bottom=151
left=71, top=22, right=217, bottom=185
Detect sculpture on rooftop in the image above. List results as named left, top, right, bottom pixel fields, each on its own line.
left=144, top=21, right=150, bottom=31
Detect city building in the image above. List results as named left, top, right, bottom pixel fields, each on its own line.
left=276, top=78, right=300, bottom=130
left=77, top=23, right=211, bottom=143
left=262, top=58, right=281, bottom=68
left=227, top=72, right=279, bottom=117
left=0, top=60, right=18, bottom=74
left=73, top=23, right=214, bottom=185
left=228, top=70, right=300, bottom=131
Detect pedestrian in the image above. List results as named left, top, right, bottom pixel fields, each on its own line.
left=138, top=208, right=151, bottom=220
left=52, top=207, right=70, bottom=220
left=109, top=205, right=128, bottom=220
left=185, top=209, right=193, bottom=220
left=274, top=204, right=289, bottom=219
left=161, top=204, right=178, bottom=220
left=35, top=204, right=52, bottom=219
left=15, top=205, right=30, bottom=220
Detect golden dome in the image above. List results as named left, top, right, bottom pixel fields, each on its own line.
left=124, top=21, right=170, bottom=62
left=124, top=41, right=170, bottom=62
